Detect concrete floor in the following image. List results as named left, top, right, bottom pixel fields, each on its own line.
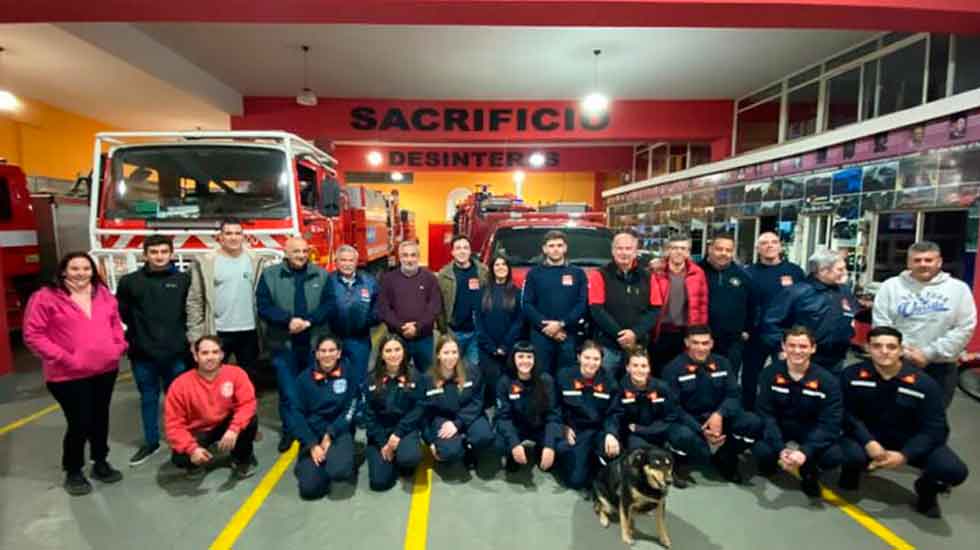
left=1, top=341, right=978, bottom=550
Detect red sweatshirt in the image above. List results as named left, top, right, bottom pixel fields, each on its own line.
left=164, top=365, right=257, bottom=455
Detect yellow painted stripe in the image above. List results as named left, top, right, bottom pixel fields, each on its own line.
left=820, top=484, right=916, bottom=550
left=210, top=442, right=298, bottom=550
left=403, top=453, right=434, bottom=550
left=0, top=370, right=134, bottom=437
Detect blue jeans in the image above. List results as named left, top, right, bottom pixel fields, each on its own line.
left=405, top=335, right=434, bottom=373
left=272, top=348, right=309, bottom=437
left=132, top=358, right=186, bottom=447
left=342, top=336, right=372, bottom=392
left=452, top=330, right=480, bottom=368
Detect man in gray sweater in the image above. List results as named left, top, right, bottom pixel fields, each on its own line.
left=872, top=241, right=977, bottom=407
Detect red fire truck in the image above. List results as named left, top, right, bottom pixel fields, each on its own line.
left=88, top=131, right=408, bottom=287
left=0, top=162, right=42, bottom=328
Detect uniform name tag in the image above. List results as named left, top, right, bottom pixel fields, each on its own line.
left=594, top=392, right=610, bottom=400
left=426, top=388, right=444, bottom=396
left=771, top=386, right=790, bottom=394
left=897, top=387, right=925, bottom=399
left=678, top=374, right=696, bottom=382
left=463, top=381, right=474, bottom=388
left=850, top=380, right=877, bottom=388
left=562, top=390, right=582, bottom=396
left=802, top=389, right=826, bottom=399
left=711, top=371, right=728, bottom=378
left=509, top=394, right=521, bottom=400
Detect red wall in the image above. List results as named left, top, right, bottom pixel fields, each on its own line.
left=332, top=144, right=634, bottom=173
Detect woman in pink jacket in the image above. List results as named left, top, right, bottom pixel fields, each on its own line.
left=23, top=252, right=128, bottom=495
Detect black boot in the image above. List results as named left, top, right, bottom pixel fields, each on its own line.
left=712, top=445, right=743, bottom=484
left=799, top=464, right=821, bottom=498
left=837, top=468, right=861, bottom=491
left=463, top=445, right=478, bottom=470
left=914, top=478, right=945, bottom=519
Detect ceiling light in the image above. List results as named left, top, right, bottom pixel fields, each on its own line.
left=390, top=171, right=404, bottom=182
left=295, top=45, right=318, bottom=107
left=0, top=90, right=17, bottom=112
left=367, top=151, right=383, bottom=166
left=580, top=49, right=609, bottom=116
left=528, top=152, right=546, bottom=168
left=512, top=170, right=526, bottom=184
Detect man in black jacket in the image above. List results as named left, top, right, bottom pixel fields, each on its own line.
left=698, top=234, right=758, bottom=379
left=588, top=230, right=660, bottom=379
left=116, top=235, right=191, bottom=466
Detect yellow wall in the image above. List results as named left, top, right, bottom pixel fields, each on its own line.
left=365, top=171, right=596, bottom=265
left=0, top=95, right=117, bottom=181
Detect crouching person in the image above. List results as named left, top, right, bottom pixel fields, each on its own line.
left=493, top=341, right=561, bottom=473
left=289, top=336, right=357, bottom=500
left=165, top=335, right=258, bottom=479
left=556, top=341, right=621, bottom=490
left=420, top=336, right=495, bottom=468
left=838, top=326, right=969, bottom=518
left=363, top=334, right=424, bottom=491
left=752, top=326, right=844, bottom=497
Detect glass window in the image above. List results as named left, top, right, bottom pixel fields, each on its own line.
left=491, top=226, right=613, bottom=267
left=669, top=144, right=688, bottom=173
left=650, top=145, right=668, bottom=177
left=882, top=32, right=915, bottom=46
left=954, top=35, right=980, bottom=94
left=928, top=34, right=950, bottom=102
left=741, top=83, right=782, bottom=109
left=878, top=40, right=926, bottom=116
left=0, top=177, right=10, bottom=220
left=634, top=148, right=650, bottom=182
left=861, top=60, right=878, bottom=120
left=689, top=144, right=712, bottom=168
left=826, top=67, right=861, bottom=130
left=736, top=98, right=780, bottom=154
left=826, top=40, right=878, bottom=72
left=789, top=66, right=821, bottom=88
left=786, top=82, right=819, bottom=140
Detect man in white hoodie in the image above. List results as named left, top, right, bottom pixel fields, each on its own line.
left=872, top=241, right=977, bottom=407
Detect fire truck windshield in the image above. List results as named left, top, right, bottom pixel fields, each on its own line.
left=491, top=226, right=613, bottom=267
left=103, top=145, right=291, bottom=220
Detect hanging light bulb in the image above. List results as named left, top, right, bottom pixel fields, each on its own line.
left=528, top=152, right=546, bottom=168
left=580, top=49, right=609, bottom=116
left=367, top=150, right=383, bottom=166
left=295, top=45, right=318, bottom=107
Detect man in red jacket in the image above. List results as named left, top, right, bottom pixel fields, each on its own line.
left=165, top=335, right=258, bottom=479
left=649, top=234, right=709, bottom=375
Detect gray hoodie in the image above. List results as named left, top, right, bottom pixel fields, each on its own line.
left=872, top=270, right=977, bottom=363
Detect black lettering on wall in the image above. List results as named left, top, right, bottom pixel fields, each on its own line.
left=407, top=152, right=424, bottom=166
left=472, top=152, right=488, bottom=167
left=506, top=152, right=522, bottom=167
left=452, top=151, right=468, bottom=167
left=531, top=108, right=560, bottom=131
left=350, top=107, right=377, bottom=130
left=379, top=109, right=411, bottom=131
left=489, top=152, right=504, bottom=167
left=425, top=152, right=441, bottom=166
left=516, top=108, right=528, bottom=131
left=412, top=108, right=439, bottom=131
left=444, top=109, right=470, bottom=131
left=546, top=152, right=560, bottom=167
left=389, top=151, right=406, bottom=166
left=564, top=108, right=576, bottom=130
left=472, top=109, right=484, bottom=131
left=581, top=111, right=611, bottom=131
left=489, top=109, right=512, bottom=131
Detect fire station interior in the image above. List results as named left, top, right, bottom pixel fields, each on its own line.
left=2, top=3, right=980, bottom=550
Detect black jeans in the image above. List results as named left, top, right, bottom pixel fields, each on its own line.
left=217, top=330, right=260, bottom=382
left=47, top=369, right=119, bottom=473
left=478, top=350, right=507, bottom=408
left=171, top=415, right=259, bottom=468
left=924, top=362, right=958, bottom=409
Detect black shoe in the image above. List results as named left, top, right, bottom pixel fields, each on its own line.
left=278, top=435, right=294, bottom=453
left=64, top=471, right=93, bottom=496
left=800, top=470, right=821, bottom=498
left=672, top=475, right=689, bottom=489
left=712, top=453, right=743, bottom=484
left=914, top=478, right=944, bottom=519
left=91, top=461, right=123, bottom=483
left=838, top=469, right=861, bottom=491
left=463, top=446, right=478, bottom=470
left=233, top=458, right=258, bottom=480
left=129, top=444, right=161, bottom=467
left=757, top=461, right=779, bottom=478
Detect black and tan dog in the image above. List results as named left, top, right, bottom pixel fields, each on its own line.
left=593, top=447, right=673, bottom=547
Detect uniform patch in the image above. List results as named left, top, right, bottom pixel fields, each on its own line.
left=509, top=393, right=521, bottom=400
left=897, top=387, right=925, bottom=399
left=678, top=374, right=696, bottom=382
left=593, top=383, right=606, bottom=394
left=802, top=388, right=826, bottom=399
left=710, top=371, right=728, bottom=378
left=774, top=374, right=789, bottom=385
left=858, top=369, right=872, bottom=379
left=771, top=386, right=790, bottom=394
left=360, top=288, right=371, bottom=301
left=624, top=390, right=636, bottom=400
left=901, top=374, right=917, bottom=384
left=510, top=383, right=522, bottom=394
left=562, top=390, right=583, bottom=397
left=647, top=391, right=663, bottom=403
left=706, top=362, right=718, bottom=372
left=686, top=364, right=698, bottom=373
left=333, top=379, right=347, bottom=394
left=468, top=277, right=480, bottom=290
left=780, top=275, right=794, bottom=287
left=594, top=392, right=611, bottom=400
left=561, top=274, right=573, bottom=286
left=621, top=397, right=636, bottom=404
left=805, top=379, right=820, bottom=390
left=426, top=388, right=445, bottom=396
left=850, top=380, right=877, bottom=388
left=463, top=381, right=474, bottom=388
left=220, top=381, right=234, bottom=398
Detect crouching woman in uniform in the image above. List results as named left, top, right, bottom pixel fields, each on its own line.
left=362, top=334, right=424, bottom=490
left=556, top=340, right=621, bottom=490
left=493, top=341, right=561, bottom=472
left=420, top=335, right=494, bottom=468
left=289, top=336, right=357, bottom=500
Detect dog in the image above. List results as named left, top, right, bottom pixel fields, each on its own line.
left=593, top=447, right=673, bottom=547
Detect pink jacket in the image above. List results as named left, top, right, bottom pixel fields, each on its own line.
left=23, top=285, right=128, bottom=382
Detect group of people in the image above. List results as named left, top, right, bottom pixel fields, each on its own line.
left=20, top=217, right=972, bottom=519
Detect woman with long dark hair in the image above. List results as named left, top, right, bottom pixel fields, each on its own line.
left=361, top=334, right=424, bottom=491
left=475, top=254, right=523, bottom=407
left=419, top=335, right=494, bottom=467
left=492, top=341, right=560, bottom=472
left=23, top=252, right=128, bottom=495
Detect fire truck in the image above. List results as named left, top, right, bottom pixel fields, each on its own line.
left=0, top=161, right=42, bottom=328
left=88, top=131, right=408, bottom=287
left=452, top=190, right=613, bottom=286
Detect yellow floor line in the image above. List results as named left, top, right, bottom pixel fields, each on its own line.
left=820, top=483, right=915, bottom=550
left=210, top=442, right=299, bottom=550
left=0, top=371, right=134, bottom=437
left=403, top=453, right=434, bottom=550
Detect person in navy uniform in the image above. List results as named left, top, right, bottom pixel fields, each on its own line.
left=761, top=249, right=859, bottom=374
left=493, top=341, right=560, bottom=473
left=475, top=254, right=523, bottom=409
left=611, top=350, right=708, bottom=487
left=838, top=326, right=969, bottom=518
left=662, top=325, right=763, bottom=483
left=522, top=230, right=588, bottom=374
left=362, top=334, right=424, bottom=491
left=420, top=335, right=494, bottom=467
left=556, top=341, right=621, bottom=490
left=752, top=326, right=844, bottom=497
left=288, top=336, right=357, bottom=500
left=698, top=234, right=758, bottom=378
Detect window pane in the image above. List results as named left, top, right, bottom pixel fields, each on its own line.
left=883, top=32, right=915, bottom=46
left=650, top=145, right=668, bottom=177
left=786, top=82, right=819, bottom=140
left=669, top=144, right=688, bottom=172
left=742, top=83, right=782, bottom=108
left=862, top=60, right=878, bottom=120
left=878, top=40, right=926, bottom=116
left=826, top=40, right=878, bottom=72
left=826, top=68, right=861, bottom=130
left=789, top=66, right=821, bottom=88
left=634, top=149, right=650, bottom=181
left=928, top=34, right=950, bottom=101
left=689, top=144, right=712, bottom=168
left=736, top=98, right=780, bottom=154
left=954, top=35, right=980, bottom=94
